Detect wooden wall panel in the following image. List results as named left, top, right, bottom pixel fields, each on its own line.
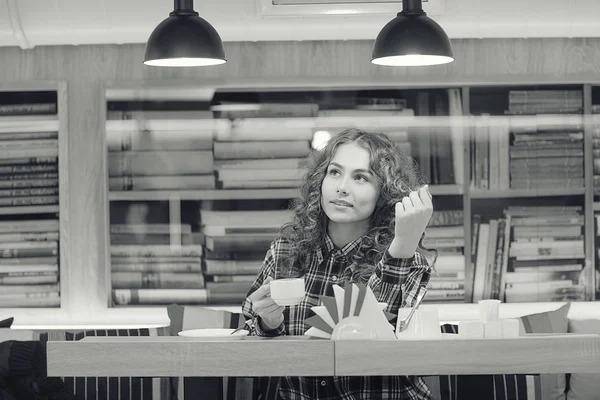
left=0, top=38, right=599, bottom=313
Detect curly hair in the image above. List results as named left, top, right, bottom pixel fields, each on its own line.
left=279, top=128, right=437, bottom=283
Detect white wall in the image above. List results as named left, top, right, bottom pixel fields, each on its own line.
left=2, top=0, right=600, bottom=49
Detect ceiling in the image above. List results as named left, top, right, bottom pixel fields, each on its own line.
left=1, top=0, right=599, bottom=49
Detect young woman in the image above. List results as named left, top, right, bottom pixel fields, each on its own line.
left=242, top=128, right=435, bottom=399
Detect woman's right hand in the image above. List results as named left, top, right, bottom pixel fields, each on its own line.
left=249, top=277, right=285, bottom=330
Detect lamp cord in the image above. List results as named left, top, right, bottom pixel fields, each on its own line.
left=171, top=0, right=199, bottom=16
left=400, top=0, right=426, bottom=16
left=174, top=0, right=194, bottom=11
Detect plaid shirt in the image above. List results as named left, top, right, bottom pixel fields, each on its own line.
left=242, top=234, right=433, bottom=400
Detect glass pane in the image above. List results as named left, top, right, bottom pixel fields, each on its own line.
left=104, top=84, right=467, bottom=307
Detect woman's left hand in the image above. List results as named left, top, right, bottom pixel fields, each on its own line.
left=389, top=185, right=433, bottom=259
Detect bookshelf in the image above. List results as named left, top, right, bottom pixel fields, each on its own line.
left=589, top=85, right=600, bottom=301
left=102, top=81, right=599, bottom=308
left=0, top=82, right=68, bottom=309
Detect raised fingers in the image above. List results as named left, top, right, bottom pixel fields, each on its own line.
left=408, top=191, right=421, bottom=208
left=419, top=185, right=433, bottom=208
left=401, top=196, right=413, bottom=210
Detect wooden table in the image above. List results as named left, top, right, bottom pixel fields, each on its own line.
left=46, top=333, right=600, bottom=377
left=47, top=336, right=333, bottom=377
left=335, top=333, right=600, bottom=375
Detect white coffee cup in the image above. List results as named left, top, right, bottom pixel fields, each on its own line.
left=270, top=278, right=305, bottom=306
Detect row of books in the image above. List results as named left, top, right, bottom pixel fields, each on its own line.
left=1, top=106, right=61, bottom=307
left=110, top=239, right=206, bottom=305
left=592, top=122, right=600, bottom=196
left=110, top=206, right=288, bottom=305
left=589, top=110, right=600, bottom=297
left=111, top=202, right=598, bottom=306
left=107, top=96, right=409, bottom=122
left=471, top=95, right=584, bottom=191
left=422, top=210, right=465, bottom=303
left=470, top=206, right=586, bottom=303
left=0, top=103, right=57, bottom=116
left=110, top=206, right=598, bottom=306
left=110, top=209, right=470, bottom=306
left=506, top=90, right=583, bottom=192
left=0, top=129, right=59, bottom=213
left=0, top=218, right=60, bottom=307
left=506, top=90, right=583, bottom=115
left=105, top=90, right=465, bottom=191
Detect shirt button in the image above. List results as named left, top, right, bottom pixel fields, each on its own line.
left=331, top=276, right=338, bottom=282
left=321, top=380, right=327, bottom=386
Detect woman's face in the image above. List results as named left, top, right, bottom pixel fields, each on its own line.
left=320, top=142, right=381, bottom=228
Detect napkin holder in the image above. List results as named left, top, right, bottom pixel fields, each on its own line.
left=304, top=282, right=397, bottom=340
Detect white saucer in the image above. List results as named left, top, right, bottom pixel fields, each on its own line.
left=177, top=328, right=249, bottom=340
left=273, top=296, right=303, bottom=306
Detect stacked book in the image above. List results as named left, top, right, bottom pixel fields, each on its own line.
left=212, top=99, right=417, bottom=190
left=591, top=114, right=600, bottom=195
left=471, top=116, right=583, bottom=191
left=504, top=206, right=585, bottom=302
left=315, top=107, right=414, bottom=156
left=470, top=114, right=510, bottom=190
left=595, top=214, right=600, bottom=296
left=595, top=104, right=600, bottom=297
left=106, top=110, right=216, bottom=191
left=0, top=101, right=61, bottom=307
left=422, top=210, right=466, bottom=303
left=212, top=102, right=316, bottom=189
left=199, top=208, right=294, bottom=304
left=408, top=89, right=463, bottom=186
left=110, top=221, right=205, bottom=306
left=473, top=206, right=585, bottom=303
left=0, top=133, right=59, bottom=209
left=0, top=219, right=60, bottom=307
left=507, top=90, right=584, bottom=190
left=507, top=90, right=583, bottom=115
left=472, top=215, right=510, bottom=302
left=213, top=120, right=311, bottom=189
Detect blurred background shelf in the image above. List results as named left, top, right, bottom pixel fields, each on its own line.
left=109, top=188, right=300, bottom=201
left=108, top=185, right=464, bottom=201
left=471, top=188, right=586, bottom=199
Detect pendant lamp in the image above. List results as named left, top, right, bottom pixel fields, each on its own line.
left=371, top=0, right=453, bottom=67
left=144, top=0, right=226, bottom=67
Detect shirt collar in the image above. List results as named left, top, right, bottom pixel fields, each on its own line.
left=316, top=232, right=364, bottom=264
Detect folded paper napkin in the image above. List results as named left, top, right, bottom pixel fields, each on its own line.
left=304, top=282, right=397, bottom=340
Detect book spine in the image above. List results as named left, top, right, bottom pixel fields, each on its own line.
left=111, top=272, right=205, bottom=289
left=0, top=187, right=58, bottom=198
left=0, top=147, right=58, bottom=159
left=213, top=140, right=310, bottom=160
left=111, top=263, right=202, bottom=273
left=110, top=245, right=203, bottom=257
left=0, top=103, right=56, bottom=115
left=0, top=274, right=58, bottom=284
left=0, top=131, right=58, bottom=141
left=0, top=179, right=58, bottom=189
left=112, top=289, right=208, bottom=305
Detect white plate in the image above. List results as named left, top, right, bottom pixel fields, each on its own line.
left=273, top=296, right=303, bottom=306
left=177, top=328, right=249, bottom=340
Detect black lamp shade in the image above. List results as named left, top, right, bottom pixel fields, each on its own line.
left=372, top=13, right=454, bottom=66
left=144, top=14, right=226, bottom=67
